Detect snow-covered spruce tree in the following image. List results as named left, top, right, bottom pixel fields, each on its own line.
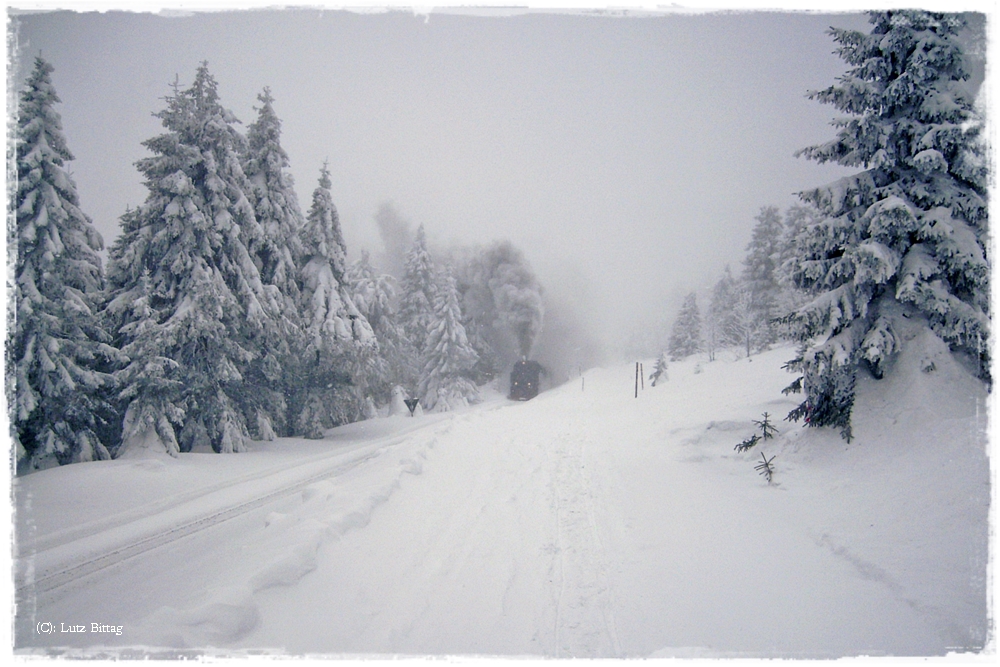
left=418, top=266, right=480, bottom=412
left=649, top=352, right=669, bottom=386
left=772, top=203, right=823, bottom=335
left=703, top=265, right=739, bottom=361
left=398, top=224, right=436, bottom=359
left=299, top=164, right=355, bottom=343
left=347, top=250, right=408, bottom=404
left=294, top=163, right=377, bottom=437
left=784, top=11, right=989, bottom=440
left=708, top=266, right=742, bottom=347
left=241, top=87, right=306, bottom=438
left=245, top=88, right=304, bottom=303
left=10, top=57, right=120, bottom=471
left=668, top=293, right=703, bottom=361
left=727, top=285, right=767, bottom=358
left=776, top=204, right=823, bottom=289
left=106, top=63, right=281, bottom=456
left=742, top=205, right=784, bottom=344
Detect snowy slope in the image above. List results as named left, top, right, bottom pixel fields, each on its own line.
left=12, top=336, right=991, bottom=658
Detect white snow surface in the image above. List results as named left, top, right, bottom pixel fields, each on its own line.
left=12, top=335, right=991, bottom=658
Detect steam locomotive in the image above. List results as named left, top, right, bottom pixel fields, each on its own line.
left=509, top=359, right=543, bottom=401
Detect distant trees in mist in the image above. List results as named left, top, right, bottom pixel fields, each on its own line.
left=664, top=204, right=795, bottom=366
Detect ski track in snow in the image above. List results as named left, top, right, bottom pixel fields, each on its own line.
left=548, top=431, right=622, bottom=657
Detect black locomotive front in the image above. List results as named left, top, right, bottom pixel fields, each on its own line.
left=509, top=360, right=542, bottom=401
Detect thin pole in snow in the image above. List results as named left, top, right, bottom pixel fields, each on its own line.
left=635, top=362, right=639, bottom=398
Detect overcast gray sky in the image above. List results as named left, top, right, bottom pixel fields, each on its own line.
left=10, top=6, right=979, bottom=354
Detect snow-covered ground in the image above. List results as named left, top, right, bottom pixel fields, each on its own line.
left=12, top=331, right=991, bottom=658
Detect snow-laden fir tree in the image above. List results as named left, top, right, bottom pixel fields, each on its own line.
left=109, top=264, right=186, bottom=456
left=418, top=266, right=480, bottom=412
left=398, top=225, right=437, bottom=358
left=649, top=352, right=669, bottom=386
left=298, top=163, right=375, bottom=350
left=784, top=11, right=989, bottom=440
left=106, top=63, right=281, bottom=456
left=11, top=57, right=120, bottom=471
left=772, top=203, right=823, bottom=332
left=244, top=88, right=304, bottom=314
left=347, top=250, right=408, bottom=404
left=776, top=204, right=823, bottom=289
left=241, top=87, right=307, bottom=438
left=349, top=251, right=396, bottom=335
left=668, top=293, right=703, bottom=361
left=703, top=265, right=739, bottom=361
left=728, top=285, right=767, bottom=358
left=294, top=164, right=377, bottom=437
left=742, top=205, right=784, bottom=344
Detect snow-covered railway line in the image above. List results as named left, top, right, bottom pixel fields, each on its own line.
left=18, top=450, right=373, bottom=603
left=16, top=424, right=444, bottom=605
left=22, top=444, right=375, bottom=558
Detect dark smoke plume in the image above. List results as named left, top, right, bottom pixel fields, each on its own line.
left=452, top=240, right=544, bottom=381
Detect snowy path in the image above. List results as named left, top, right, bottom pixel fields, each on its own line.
left=13, top=343, right=989, bottom=657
